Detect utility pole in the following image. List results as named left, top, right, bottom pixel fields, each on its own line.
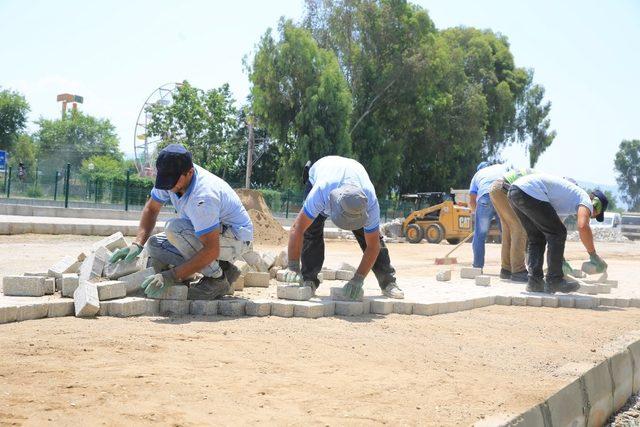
left=245, top=119, right=254, bottom=189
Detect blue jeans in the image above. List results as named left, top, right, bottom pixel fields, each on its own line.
left=472, top=194, right=497, bottom=269
left=146, top=218, right=251, bottom=278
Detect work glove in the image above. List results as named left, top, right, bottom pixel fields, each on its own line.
left=109, top=242, right=143, bottom=264
left=562, top=259, right=574, bottom=276
left=585, top=252, right=608, bottom=274
left=281, top=260, right=303, bottom=285
left=342, top=273, right=365, bottom=301
left=140, top=268, right=177, bottom=298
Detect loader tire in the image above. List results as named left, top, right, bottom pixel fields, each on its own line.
left=405, top=224, right=423, bottom=244
left=425, top=223, right=444, bottom=244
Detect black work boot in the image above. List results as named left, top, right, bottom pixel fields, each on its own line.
left=526, top=276, right=545, bottom=293
left=219, top=260, right=241, bottom=285
left=510, top=270, right=529, bottom=283
left=546, top=278, right=579, bottom=294
left=188, top=275, right=230, bottom=300
left=500, top=268, right=511, bottom=280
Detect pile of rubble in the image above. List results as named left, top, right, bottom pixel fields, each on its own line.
left=567, top=228, right=630, bottom=243
left=380, top=218, right=404, bottom=238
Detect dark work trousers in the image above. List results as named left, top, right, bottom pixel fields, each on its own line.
left=300, top=181, right=397, bottom=289
left=507, top=185, right=567, bottom=283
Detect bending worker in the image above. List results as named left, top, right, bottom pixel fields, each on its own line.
left=508, top=173, right=608, bottom=293
left=282, top=155, right=404, bottom=300
left=108, top=144, right=253, bottom=300
left=469, top=161, right=507, bottom=271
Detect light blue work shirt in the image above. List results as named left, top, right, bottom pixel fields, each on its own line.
left=512, top=173, right=593, bottom=217
left=150, top=164, right=253, bottom=241
left=469, top=163, right=509, bottom=199
left=303, top=156, right=380, bottom=233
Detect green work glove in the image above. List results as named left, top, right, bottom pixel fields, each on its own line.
left=109, top=242, right=143, bottom=263
left=562, top=259, right=574, bottom=276
left=140, top=269, right=177, bottom=298
left=587, top=252, right=608, bottom=273
left=342, top=273, right=365, bottom=300
left=282, top=260, right=303, bottom=284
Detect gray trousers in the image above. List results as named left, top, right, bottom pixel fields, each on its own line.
left=146, top=218, right=251, bottom=278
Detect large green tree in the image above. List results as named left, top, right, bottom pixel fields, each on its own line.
left=145, top=81, right=241, bottom=179
left=249, top=20, right=353, bottom=188
left=0, top=88, right=30, bottom=152
left=34, top=110, right=122, bottom=174
left=614, top=139, right=640, bottom=211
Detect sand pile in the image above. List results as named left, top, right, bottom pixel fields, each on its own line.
left=236, top=189, right=288, bottom=246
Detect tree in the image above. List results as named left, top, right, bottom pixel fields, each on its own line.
left=249, top=20, right=353, bottom=188
left=614, top=139, right=640, bottom=211
left=8, top=134, right=37, bottom=180
left=34, top=110, right=122, bottom=174
left=145, top=81, right=241, bottom=179
left=0, top=88, right=30, bottom=152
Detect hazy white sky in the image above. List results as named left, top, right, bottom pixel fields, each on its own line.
left=1, top=0, right=638, bottom=187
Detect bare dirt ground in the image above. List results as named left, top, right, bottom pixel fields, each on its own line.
left=1, top=235, right=640, bottom=426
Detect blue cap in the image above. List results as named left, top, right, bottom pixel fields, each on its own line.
left=155, top=144, right=193, bottom=190
left=477, top=161, right=490, bottom=171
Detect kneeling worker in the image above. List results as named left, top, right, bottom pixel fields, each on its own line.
left=108, top=144, right=253, bottom=300
left=508, top=173, right=608, bottom=293
left=282, top=155, right=404, bottom=300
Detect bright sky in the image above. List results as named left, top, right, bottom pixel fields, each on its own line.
left=1, top=0, right=638, bottom=189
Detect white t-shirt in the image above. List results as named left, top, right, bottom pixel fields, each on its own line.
left=150, top=165, right=253, bottom=241
left=303, top=156, right=380, bottom=233
left=512, top=173, right=593, bottom=217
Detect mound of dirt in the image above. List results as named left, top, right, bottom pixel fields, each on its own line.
left=236, top=189, right=288, bottom=246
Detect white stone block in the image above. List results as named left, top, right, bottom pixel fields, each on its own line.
left=3, top=276, right=46, bottom=297
left=277, top=284, right=313, bottom=301
left=460, top=267, right=482, bottom=279
left=91, top=232, right=127, bottom=252
left=473, top=296, right=494, bottom=309
left=320, top=269, right=336, bottom=280
left=546, top=378, right=587, bottom=427
left=276, top=270, right=287, bottom=282
left=78, top=246, right=111, bottom=283
left=330, top=286, right=362, bottom=302
left=615, top=298, right=630, bottom=308
left=526, top=295, right=542, bottom=307
left=61, top=274, right=79, bottom=297
left=271, top=301, right=294, bottom=317
left=73, top=283, right=100, bottom=317
left=101, top=297, right=150, bottom=317
left=369, top=298, right=394, bottom=314
left=393, top=301, right=413, bottom=315
left=436, top=270, right=451, bottom=282
left=475, top=275, right=491, bottom=286
left=244, top=272, right=270, bottom=287
left=495, top=295, right=512, bottom=306
left=542, top=296, right=559, bottom=308
left=17, top=302, right=49, bottom=321
left=245, top=299, right=271, bottom=317
left=512, top=296, right=527, bottom=306
left=97, top=281, right=127, bottom=301
left=339, top=262, right=356, bottom=272
left=611, top=350, right=634, bottom=411
left=335, top=301, right=365, bottom=316
left=413, top=302, right=440, bottom=316
left=190, top=300, right=218, bottom=315
left=273, top=250, right=288, bottom=268
left=268, top=266, right=278, bottom=279
left=335, top=270, right=355, bottom=280
left=262, top=252, right=276, bottom=270
left=159, top=300, right=190, bottom=316
left=242, top=251, right=268, bottom=272
left=47, top=300, right=74, bottom=317
left=0, top=305, right=18, bottom=324
left=149, top=285, right=188, bottom=301
left=575, top=296, right=598, bottom=309
left=103, top=259, right=141, bottom=280
left=293, top=301, right=325, bottom=318
left=557, top=295, right=575, bottom=308
left=119, top=267, right=155, bottom=294
left=232, top=275, right=245, bottom=291
left=583, top=360, right=614, bottom=426
left=321, top=299, right=335, bottom=316
left=218, top=299, right=247, bottom=316
left=48, top=255, right=79, bottom=278
left=44, top=278, right=55, bottom=295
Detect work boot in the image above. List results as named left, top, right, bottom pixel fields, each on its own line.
left=382, top=283, right=405, bottom=299
left=219, top=260, right=241, bottom=285
left=187, top=275, right=230, bottom=300
left=500, top=268, right=511, bottom=280
left=510, top=270, right=529, bottom=283
left=526, top=276, right=545, bottom=293
left=546, top=278, right=579, bottom=294
left=302, top=280, right=318, bottom=296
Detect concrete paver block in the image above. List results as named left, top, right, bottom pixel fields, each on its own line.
left=512, top=296, right=527, bottom=306
left=629, top=298, right=640, bottom=309
left=330, top=286, right=362, bottom=302
left=0, top=305, right=18, bottom=324
left=495, top=295, right=512, bottom=306
left=438, top=300, right=463, bottom=314
left=321, top=269, right=336, bottom=280
left=44, top=278, right=55, bottom=295
left=55, top=277, right=62, bottom=292
left=74, top=283, right=100, bottom=317
left=119, top=267, right=155, bottom=294
left=273, top=250, right=288, bottom=269
left=321, top=299, right=335, bottom=316
left=149, top=285, right=188, bottom=301
left=61, top=274, right=79, bottom=297
left=598, top=297, right=616, bottom=307
left=232, top=275, right=244, bottom=291
left=97, top=281, right=127, bottom=301
left=615, top=298, right=630, bottom=308
left=545, top=377, right=588, bottom=427
left=275, top=270, right=287, bottom=282
left=244, top=272, right=270, bottom=287
left=575, top=296, right=598, bottom=309
left=436, top=270, right=451, bottom=282
left=48, top=255, right=80, bottom=278
left=159, top=300, right=190, bottom=316
left=460, top=267, right=482, bottom=279
left=242, top=251, right=269, bottom=272
left=268, top=266, right=278, bottom=279
left=582, top=360, right=614, bottom=427
left=47, top=300, right=75, bottom=317
left=610, top=349, right=633, bottom=411
left=17, top=302, right=49, bottom=321
left=339, top=262, right=356, bottom=272
left=393, top=301, right=413, bottom=315
left=143, top=298, right=160, bottom=316
left=369, top=298, right=394, bottom=314
left=541, top=296, right=559, bottom=308
left=3, top=276, right=46, bottom=297
left=218, top=299, right=247, bottom=316
left=505, top=404, right=547, bottom=427
left=23, top=272, right=48, bottom=277
left=91, top=232, right=127, bottom=252
left=277, top=284, right=313, bottom=301
left=271, top=300, right=295, bottom=317
left=103, top=259, right=141, bottom=280
left=413, top=302, right=440, bottom=316
left=335, top=270, right=355, bottom=280
left=101, top=297, right=149, bottom=317
left=473, top=296, right=494, bottom=309
left=335, top=301, right=366, bottom=316
left=557, top=295, right=575, bottom=308
left=627, top=340, right=640, bottom=394
left=578, top=284, right=600, bottom=295
left=475, top=275, right=491, bottom=286
left=78, top=246, right=111, bottom=283
left=526, top=296, right=542, bottom=307
left=262, top=252, right=276, bottom=270
left=190, top=300, right=218, bottom=315
left=245, top=299, right=271, bottom=316
left=293, top=301, right=325, bottom=318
